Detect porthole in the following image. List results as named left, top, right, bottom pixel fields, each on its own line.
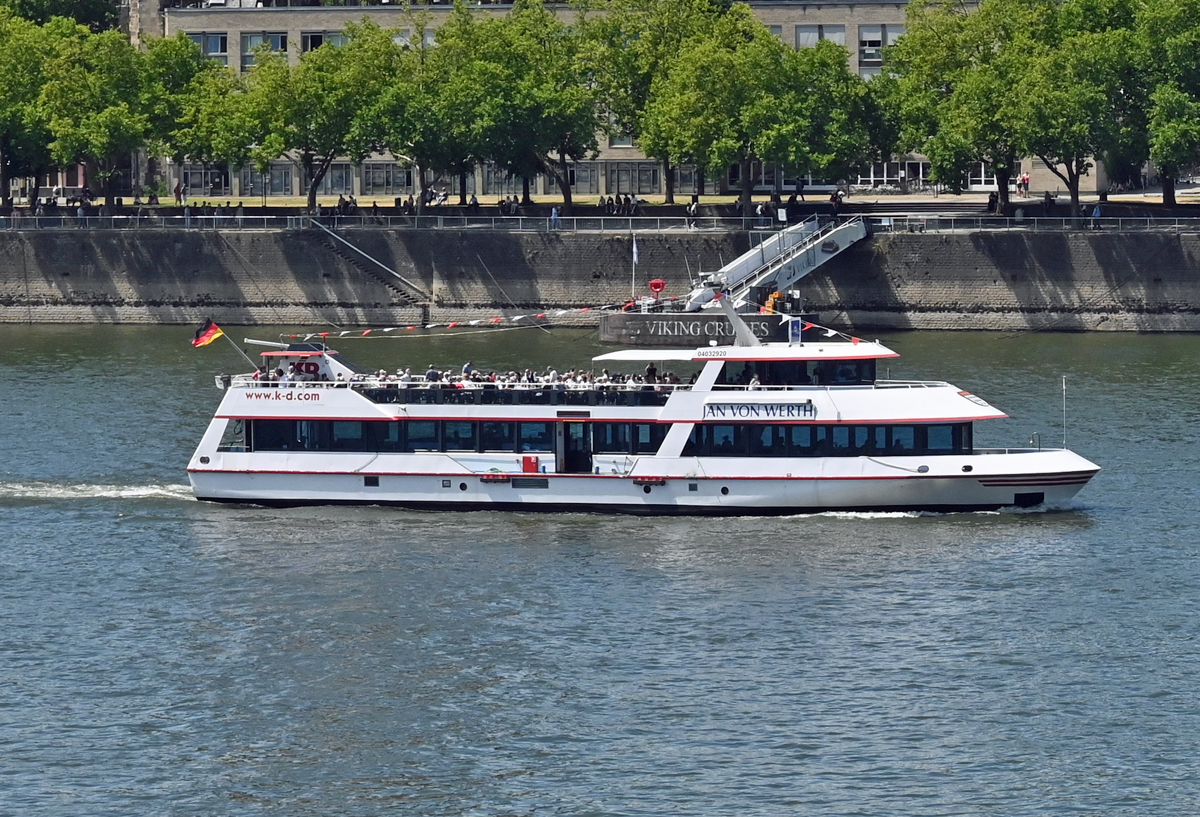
left=199, top=456, right=210, bottom=464
left=917, top=465, right=929, bottom=474
left=643, top=485, right=652, bottom=494
left=459, top=482, right=468, bottom=491
left=721, top=486, right=730, bottom=495
left=961, top=465, right=973, bottom=473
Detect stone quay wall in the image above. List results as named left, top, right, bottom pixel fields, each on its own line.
left=795, top=231, right=1200, bottom=332
left=1, top=227, right=1199, bottom=331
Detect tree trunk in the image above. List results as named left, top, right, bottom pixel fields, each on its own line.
left=458, top=171, right=468, bottom=206
left=554, top=151, right=574, bottom=215
left=738, top=156, right=754, bottom=221
left=304, top=155, right=335, bottom=211
left=521, top=176, right=532, bottom=206
left=1068, top=165, right=1081, bottom=226
left=698, top=167, right=706, bottom=196
left=0, top=153, right=9, bottom=209
left=415, top=163, right=428, bottom=215
left=995, top=168, right=1011, bottom=213
left=663, top=159, right=675, bottom=205
left=1163, top=175, right=1176, bottom=207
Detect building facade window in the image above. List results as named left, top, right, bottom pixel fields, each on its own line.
left=855, top=162, right=903, bottom=188
left=362, top=163, right=414, bottom=196
left=300, top=32, right=349, bottom=53
left=482, top=165, right=533, bottom=196
left=609, top=133, right=634, bottom=148
left=241, top=32, right=287, bottom=70
left=608, top=161, right=660, bottom=195
left=241, top=164, right=294, bottom=197
left=795, top=24, right=845, bottom=48
left=675, top=164, right=699, bottom=195
left=568, top=163, right=600, bottom=195
left=316, top=163, right=354, bottom=196
left=181, top=164, right=230, bottom=198
left=188, top=32, right=229, bottom=65
left=858, top=24, right=902, bottom=76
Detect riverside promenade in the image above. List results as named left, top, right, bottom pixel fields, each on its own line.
left=4, top=190, right=1200, bottom=331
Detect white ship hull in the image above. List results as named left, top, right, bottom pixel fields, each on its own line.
left=189, top=318, right=1099, bottom=516
left=189, top=449, right=1097, bottom=514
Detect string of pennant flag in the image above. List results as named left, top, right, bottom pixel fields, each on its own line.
left=278, top=297, right=863, bottom=345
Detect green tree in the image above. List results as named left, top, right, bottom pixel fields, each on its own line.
left=0, top=10, right=57, bottom=205
left=142, top=34, right=230, bottom=162
left=886, top=0, right=1054, bottom=208
left=1137, top=0, right=1200, bottom=204
left=1147, top=84, right=1200, bottom=205
left=643, top=5, right=879, bottom=214
left=1008, top=26, right=1138, bottom=215
left=240, top=21, right=404, bottom=210
left=39, top=25, right=148, bottom=204
left=0, top=0, right=116, bottom=31
left=463, top=0, right=600, bottom=212
left=576, top=0, right=721, bottom=202
left=358, top=7, right=488, bottom=213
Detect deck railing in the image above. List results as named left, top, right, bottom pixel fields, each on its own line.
left=7, top=212, right=1200, bottom=233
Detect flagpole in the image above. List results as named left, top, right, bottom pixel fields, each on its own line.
left=222, top=332, right=259, bottom=369
left=630, top=233, right=637, bottom=299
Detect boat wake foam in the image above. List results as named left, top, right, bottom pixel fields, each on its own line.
left=0, top=481, right=194, bottom=501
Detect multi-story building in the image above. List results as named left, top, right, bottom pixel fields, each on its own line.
left=130, top=0, right=1087, bottom=201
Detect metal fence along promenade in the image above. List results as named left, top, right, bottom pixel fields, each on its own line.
left=3, top=212, right=1200, bottom=234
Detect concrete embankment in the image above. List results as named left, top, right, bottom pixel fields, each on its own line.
left=1, top=227, right=1199, bottom=330
left=795, top=231, right=1200, bottom=331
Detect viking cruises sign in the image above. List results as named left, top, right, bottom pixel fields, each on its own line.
left=600, top=313, right=787, bottom=345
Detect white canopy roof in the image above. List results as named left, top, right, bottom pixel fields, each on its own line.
left=592, top=350, right=698, bottom=362
left=593, top=341, right=899, bottom=364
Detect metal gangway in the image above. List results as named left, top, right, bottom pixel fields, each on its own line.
left=716, top=215, right=867, bottom=310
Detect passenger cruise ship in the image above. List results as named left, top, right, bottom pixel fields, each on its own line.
left=187, top=301, right=1100, bottom=514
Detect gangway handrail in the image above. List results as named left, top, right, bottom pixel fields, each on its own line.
left=309, top=217, right=430, bottom=301
left=722, top=216, right=865, bottom=305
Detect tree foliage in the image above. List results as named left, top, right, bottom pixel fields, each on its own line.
left=0, top=0, right=116, bottom=31
left=576, top=0, right=721, bottom=202
left=644, top=5, right=880, bottom=211
left=237, top=21, right=405, bottom=209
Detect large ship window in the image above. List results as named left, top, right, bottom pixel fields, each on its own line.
left=786, top=425, right=826, bottom=456
left=373, top=421, right=404, bottom=452
left=814, top=359, right=876, bottom=385
left=632, top=423, right=667, bottom=454
left=713, top=359, right=876, bottom=387
left=217, top=419, right=247, bottom=452
left=481, top=421, right=516, bottom=452
left=890, top=425, right=916, bottom=453
left=406, top=420, right=440, bottom=452
left=331, top=421, right=368, bottom=451
left=593, top=422, right=631, bottom=454
left=251, top=419, right=295, bottom=451
left=443, top=421, right=477, bottom=452
left=749, top=425, right=788, bottom=457
left=519, top=422, right=554, bottom=453
left=681, top=422, right=970, bottom=457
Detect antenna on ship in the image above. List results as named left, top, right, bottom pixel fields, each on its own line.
left=1062, top=375, right=1068, bottom=449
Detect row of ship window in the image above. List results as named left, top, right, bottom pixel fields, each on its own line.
left=222, top=419, right=972, bottom=457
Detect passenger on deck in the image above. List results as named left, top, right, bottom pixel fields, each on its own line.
left=425, top=364, right=441, bottom=383
left=748, top=374, right=761, bottom=390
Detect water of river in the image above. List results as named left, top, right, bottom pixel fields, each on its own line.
left=2, top=325, right=1198, bottom=816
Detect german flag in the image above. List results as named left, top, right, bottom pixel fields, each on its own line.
left=192, top=319, right=224, bottom=348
